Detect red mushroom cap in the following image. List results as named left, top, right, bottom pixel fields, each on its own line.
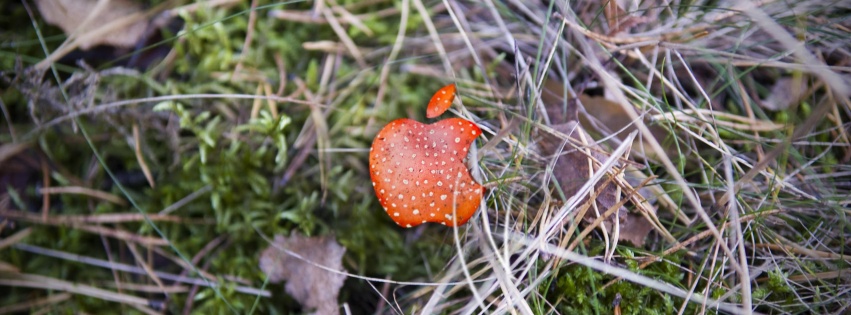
left=369, top=117, right=483, bottom=227
left=426, top=84, right=456, bottom=118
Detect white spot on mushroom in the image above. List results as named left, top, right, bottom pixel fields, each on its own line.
left=372, top=182, right=376, bottom=186
left=472, top=130, right=477, bottom=135
left=398, top=194, right=404, bottom=199
left=413, top=209, right=420, bottom=215
left=394, top=212, right=400, bottom=217
left=408, top=167, right=414, bottom=172
left=406, top=224, right=411, bottom=228
left=440, top=195, right=447, bottom=200
left=411, top=196, right=416, bottom=201
left=437, top=181, right=443, bottom=186
left=380, top=189, right=384, bottom=193
left=403, top=179, right=409, bottom=185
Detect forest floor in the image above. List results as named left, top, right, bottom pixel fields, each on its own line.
left=1, top=0, right=850, bottom=314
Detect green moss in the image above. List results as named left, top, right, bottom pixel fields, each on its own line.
left=547, top=245, right=688, bottom=314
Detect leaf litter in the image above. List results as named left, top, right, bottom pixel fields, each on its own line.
left=539, top=80, right=657, bottom=247
left=259, top=233, right=347, bottom=315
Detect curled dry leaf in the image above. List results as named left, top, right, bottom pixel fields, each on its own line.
left=35, top=0, right=150, bottom=49
left=540, top=80, right=656, bottom=247
left=539, top=121, right=628, bottom=229
left=760, top=77, right=808, bottom=111
left=602, top=0, right=648, bottom=36
left=539, top=121, right=653, bottom=246
left=259, top=234, right=346, bottom=315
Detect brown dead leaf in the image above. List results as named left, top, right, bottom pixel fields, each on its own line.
left=542, top=79, right=677, bottom=164
left=35, top=0, right=150, bottom=49
left=540, top=120, right=657, bottom=247
left=540, top=80, right=658, bottom=247
left=760, top=77, right=808, bottom=111
left=618, top=212, right=654, bottom=246
left=539, top=120, right=628, bottom=228
left=602, top=0, right=647, bottom=36
left=259, top=234, right=346, bottom=315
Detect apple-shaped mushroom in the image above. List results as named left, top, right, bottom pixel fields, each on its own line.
left=369, top=84, right=483, bottom=227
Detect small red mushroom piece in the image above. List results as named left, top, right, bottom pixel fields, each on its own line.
left=426, top=83, right=456, bottom=118
left=370, top=85, right=483, bottom=227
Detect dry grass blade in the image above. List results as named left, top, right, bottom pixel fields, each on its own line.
left=12, top=243, right=271, bottom=297
left=38, top=186, right=126, bottom=205
left=0, top=228, right=31, bottom=250
left=0, top=209, right=200, bottom=224
left=132, top=124, right=155, bottom=188
left=0, top=142, right=30, bottom=166
left=0, top=272, right=152, bottom=306
left=0, top=292, right=71, bottom=314
left=6, top=0, right=850, bottom=312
